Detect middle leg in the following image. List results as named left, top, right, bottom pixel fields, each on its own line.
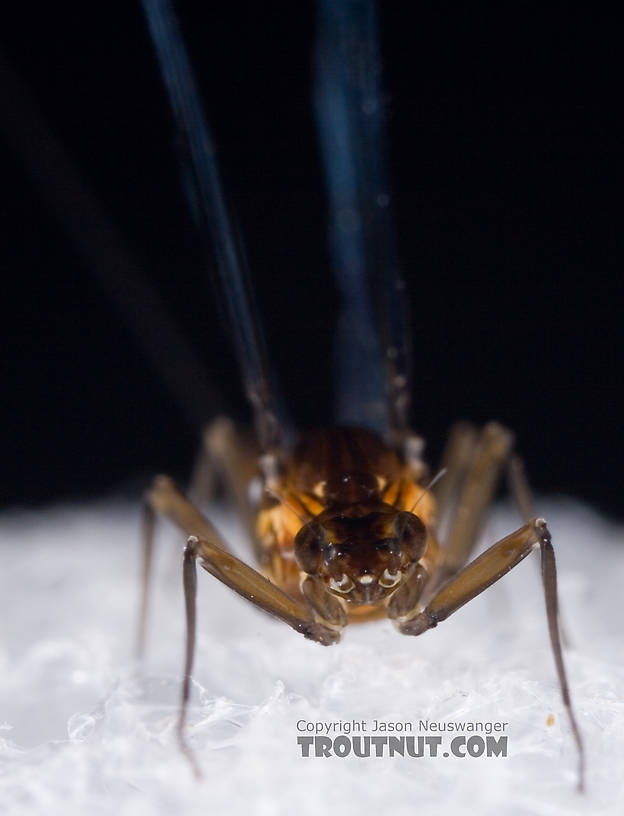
left=434, top=422, right=514, bottom=588
left=394, top=515, right=585, bottom=790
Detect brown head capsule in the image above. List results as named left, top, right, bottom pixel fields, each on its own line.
left=294, top=504, right=427, bottom=604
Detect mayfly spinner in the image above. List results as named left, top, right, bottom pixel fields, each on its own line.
left=138, top=0, right=584, bottom=789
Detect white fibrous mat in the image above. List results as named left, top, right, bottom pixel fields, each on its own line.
left=0, top=498, right=622, bottom=815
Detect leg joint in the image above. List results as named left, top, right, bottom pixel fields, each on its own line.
left=184, top=535, right=200, bottom=559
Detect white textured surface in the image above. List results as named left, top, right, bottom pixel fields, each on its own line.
left=0, top=498, right=622, bottom=815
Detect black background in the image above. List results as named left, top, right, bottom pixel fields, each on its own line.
left=2, top=3, right=621, bottom=517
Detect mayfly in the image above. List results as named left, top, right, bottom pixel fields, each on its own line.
left=138, top=0, right=584, bottom=789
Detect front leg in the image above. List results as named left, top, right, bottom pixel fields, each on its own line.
left=396, top=518, right=585, bottom=792
left=143, top=476, right=339, bottom=774
left=397, top=518, right=547, bottom=635
left=146, top=475, right=337, bottom=641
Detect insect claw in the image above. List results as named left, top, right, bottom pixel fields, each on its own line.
left=185, top=535, right=199, bottom=556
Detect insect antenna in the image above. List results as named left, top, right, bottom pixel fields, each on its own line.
left=393, top=468, right=447, bottom=549
left=264, top=486, right=313, bottom=525
left=407, top=467, right=448, bottom=514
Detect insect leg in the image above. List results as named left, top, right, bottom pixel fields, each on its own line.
left=187, top=418, right=261, bottom=551
left=508, top=455, right=537, bottom=521
left=144, top=476, right=338, bottom=643
left=143, top=476, right=339, bottom=771
left=436, top=422, right=513, bottom=583
left=399, top=518, right=547, bottom=633
left=386, top=564, right=429, bottom=622
left=509, top=454, right=575, bottom=661
left=186, top=443, right=217, bottom=513
left=538, top=527, right=585, bottom=791
left=136, top=500, right=156, bottom=658
left=178, top=535, right=339, bottom=772
left=396, top=517, right=585, bottom=791
left=136, top=473, right=234, bottom=657
left=138, top=418, right=262, bottom=656
left=433, top=422, right=479, bottom=526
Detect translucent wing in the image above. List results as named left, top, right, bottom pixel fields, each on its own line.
left=141, top=0, right=285, bottom=453
left=315, top=0, right=411, bottom=438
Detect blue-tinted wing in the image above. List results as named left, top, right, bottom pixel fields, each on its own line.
left=315, top=0, right=411, bottom=437
left=141, top=0, right=285, bottom=453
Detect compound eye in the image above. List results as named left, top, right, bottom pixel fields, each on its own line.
left=375, top=538, right=399, bottom=554
left=394, top=512, right=427, bottom=561
left=294, top=522, right=326, bottom=574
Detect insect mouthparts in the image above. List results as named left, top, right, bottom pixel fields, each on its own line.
left=380, top=568, right=401, bottom=588
left=329, top=574, right=353, bottom=593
